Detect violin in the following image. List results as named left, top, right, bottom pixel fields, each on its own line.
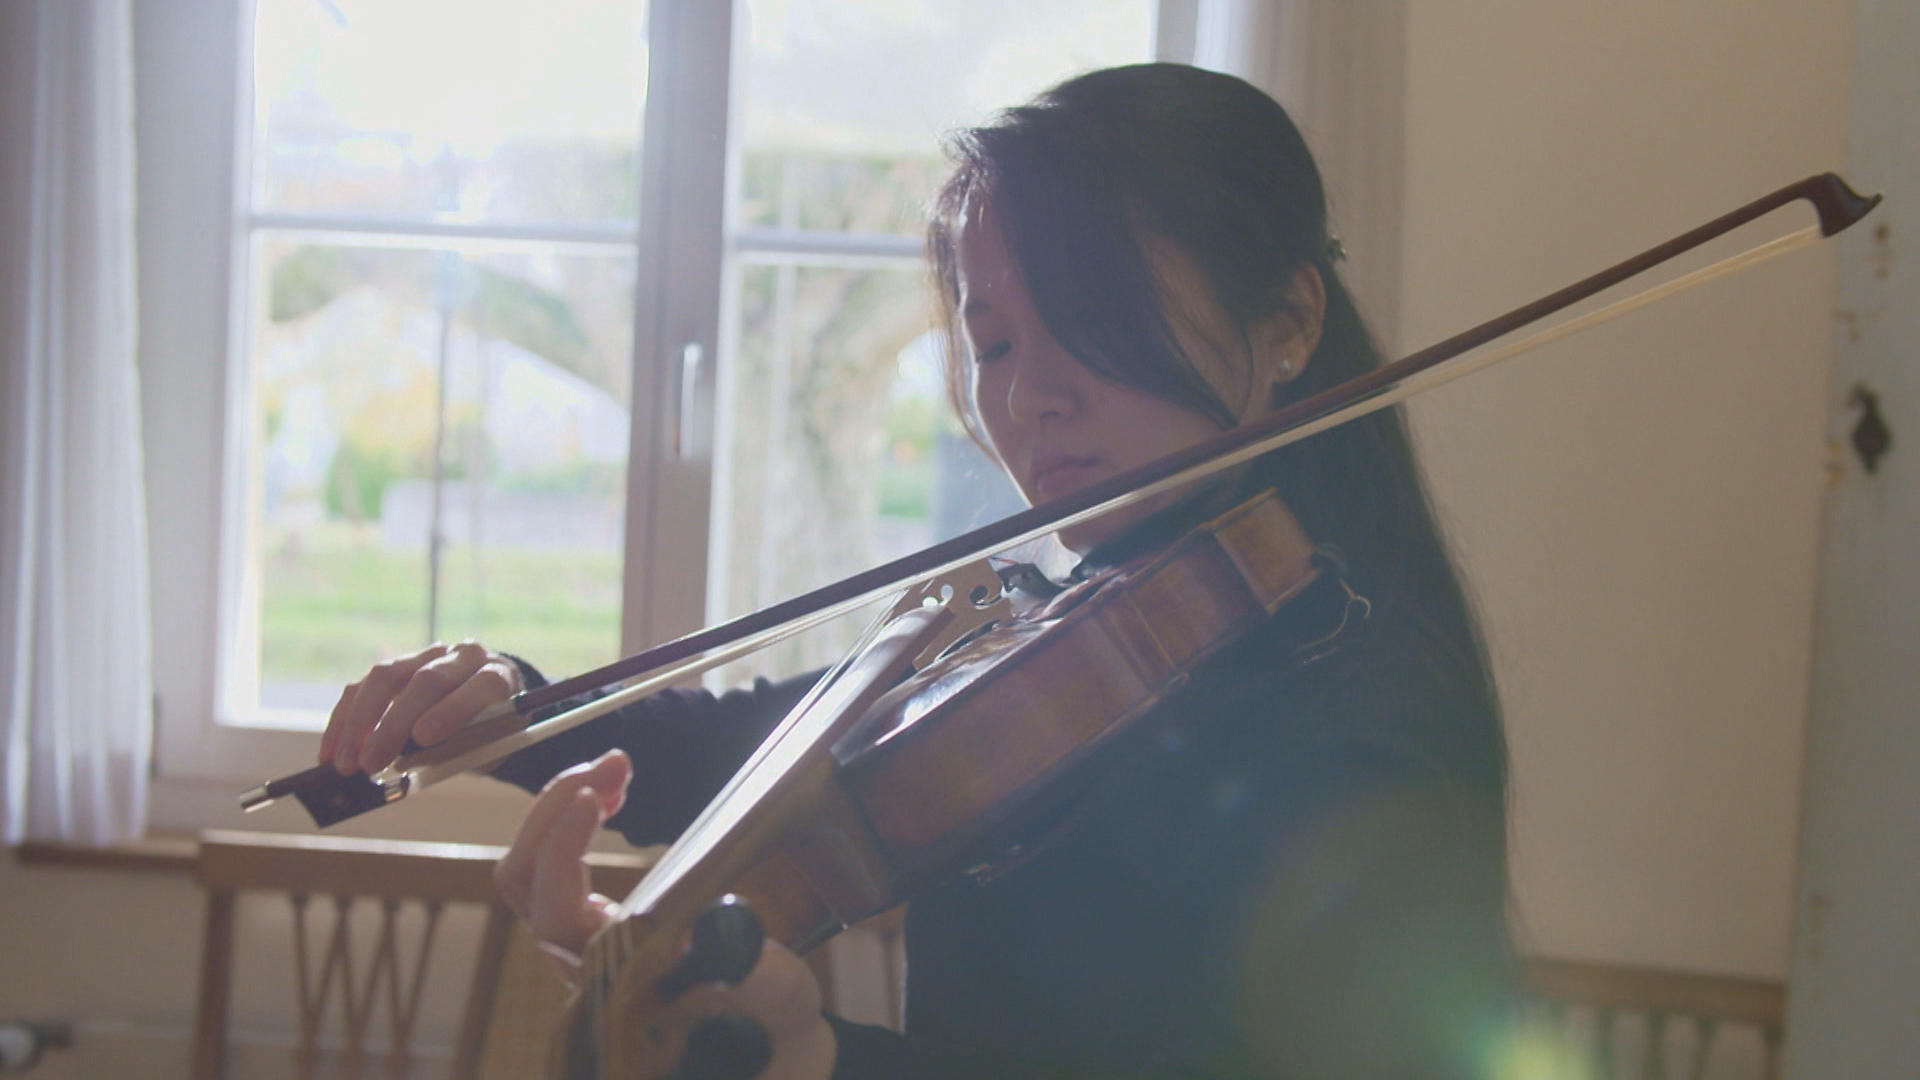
left=236, top=174, right=1879, bottom=1078
left=556, top=487, right=1357, bottom=1077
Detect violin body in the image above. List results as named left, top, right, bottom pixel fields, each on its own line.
left=564, top=489, right=1332, bottom=1077
left=836, top=489, right=1323, bottom=883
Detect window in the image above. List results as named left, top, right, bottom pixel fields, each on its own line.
left=238, top=0, right=651, bottom=720
left=140, top=0, right=1160, bottom=796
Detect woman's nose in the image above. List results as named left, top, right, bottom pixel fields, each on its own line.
left=1004, top=340, right=1080, bottom=425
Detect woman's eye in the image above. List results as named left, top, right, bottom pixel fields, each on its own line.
left=973, top=341, right=1011, bottom=365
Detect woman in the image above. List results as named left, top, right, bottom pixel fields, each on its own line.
left=321, top=63, right=1514, bottom=1079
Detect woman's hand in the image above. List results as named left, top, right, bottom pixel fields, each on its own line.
left=317, top=640, right=522, bottom=775
left=496, top=750, right=835, bottom=1080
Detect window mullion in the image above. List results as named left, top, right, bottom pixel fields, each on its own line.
left=246, top=211, right=642, bottom=251
left=728, top=228, right=920, bottom=264
left=620, top=0, right=736, bottom=656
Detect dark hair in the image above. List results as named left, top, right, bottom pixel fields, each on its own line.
left=931, top=62, right=1491, bottom=646
left=930, top=64, right=1332, bottom=432
left=927, top=59, right=1510, bottom=957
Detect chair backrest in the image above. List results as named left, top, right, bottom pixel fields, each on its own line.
left=1520, top=956, right=1786, bottom=1080
left=190, top=829, right=648, bottom=1080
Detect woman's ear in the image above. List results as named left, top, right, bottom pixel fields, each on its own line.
left=1257, top=264, right=1326, bottom=406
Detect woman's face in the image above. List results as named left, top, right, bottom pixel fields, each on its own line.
left=956, top=203, right=1287, bottom=555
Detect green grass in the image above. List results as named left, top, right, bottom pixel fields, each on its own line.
left=260, top=523, right=623, bottom=686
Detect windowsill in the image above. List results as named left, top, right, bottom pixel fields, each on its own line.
left=12, top=828, right=655, bottom=891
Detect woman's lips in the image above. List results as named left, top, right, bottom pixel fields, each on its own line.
left=1029, top=455, right=1102, bottom=500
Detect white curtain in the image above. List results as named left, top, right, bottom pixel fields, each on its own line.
left=1192, top=0, right=1305, bottom=106
left=1158, top=0, right=1303, bottom=106
left=0, top=0, right=153, bottom=845
left=1170, top=0, right=1409, bottom=353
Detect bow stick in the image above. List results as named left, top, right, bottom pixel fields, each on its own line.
left=242, top=171, right=1880, bottom=827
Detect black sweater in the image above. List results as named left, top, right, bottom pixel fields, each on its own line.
left=492, top=565, right=1513, bottom=1079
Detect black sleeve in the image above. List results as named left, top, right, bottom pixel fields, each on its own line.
left=487, top=656, right=825, bottom=846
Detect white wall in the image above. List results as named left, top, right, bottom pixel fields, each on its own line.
left=1787, top=0, right=1920, bottom=1073
left=1390, top=3, right=1854, bottom=977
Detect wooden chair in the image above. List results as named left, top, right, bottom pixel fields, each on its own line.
left=190, top=829, right=648, bottom=1080
left=1520, top=956, right=1787, bottom=1080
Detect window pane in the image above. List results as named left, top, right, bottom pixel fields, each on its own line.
left=736, top=0, right=1153, bottom=236
left=250, top=0, right=648, bottom=223
left=246, top=236, right=633, bottom=714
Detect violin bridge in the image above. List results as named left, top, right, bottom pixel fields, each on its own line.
left=887, top=560, right=1013, bottom=670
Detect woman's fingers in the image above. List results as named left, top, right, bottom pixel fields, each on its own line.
left=355, top=641, right=509, bottom=771
left=414, top=652, right=520, bottom=745
left=489, top=751, right=832, bottom=1078
left=528, top=790, right=620, bottom=958
left=319, top=642, right=448, bottom=773
left=317, top=641, right=521, bottom=774
left=495, top=750, right=632, bottom=927
left=316, top=681, right=356, bottom=767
